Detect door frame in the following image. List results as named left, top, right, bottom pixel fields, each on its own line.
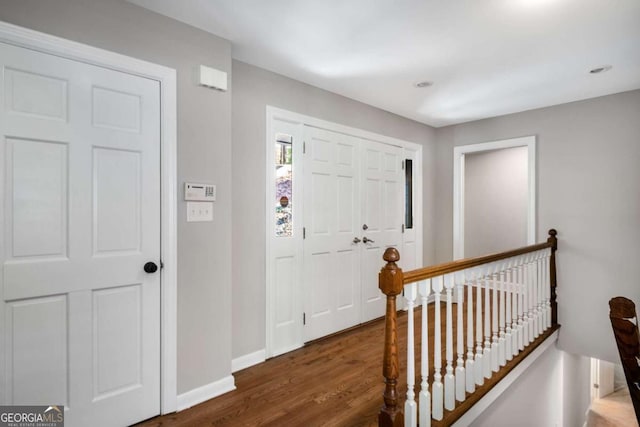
left=0, top=21, right=178, bottom=414
left=452, top=135, right=536, bottom=260
left=265, top=106, right=423, bottom=358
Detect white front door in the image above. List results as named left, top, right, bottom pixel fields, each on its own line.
left=0, top=42, right=161, bottom=426
left=303, top=127, right=361, bottom=341
left=360, top=140, right=403, bottom=322
left=303, top=127, right=403, bottom=341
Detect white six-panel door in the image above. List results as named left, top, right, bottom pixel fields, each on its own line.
left=303, top=126, right=403, bottom=341
left=360, top=140, right=403, bottom=323
left=303, top=127, right=362, bottom=341
left=0, top=42, right=161, bottom=426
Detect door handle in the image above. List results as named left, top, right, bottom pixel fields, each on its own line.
left=363, top=237, right=375, bottom=244
left=353, top=237, right=362, bottom=244
left=144, top=261, right=159, bottom=273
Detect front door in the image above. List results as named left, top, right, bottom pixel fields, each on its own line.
left=303, top=126, right=403, bottom=341
left=0, top=42, right=161, bottom=426
left=303, top=127, right=362, bottom=341
left=360, top=140, right=403, bottom=322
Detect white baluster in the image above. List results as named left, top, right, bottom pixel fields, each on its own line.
left=465, top=270, right=476, bottom=393
left=483, top=267, right=492, bottom=379
left=517, top=257, right=525, bottom=351
left=418, top=280, right=431, bottom=427
left=432, top=276, right=444, bottom=420
left=509, top=258, right=518, bottom=358
left=524, top=255, right=534, bottom=346
left=532, top=252, right=540, bottom=338
left=522, top=255, right=529, bottom=347
left=455, top=271, right=466, bottom=402
left=529, top=254, right=536, bottom=342
left=444, top=274, right=455, bottom=411
left=537, top=250, right=544, bottom=336
left=505, top=260, right=513, bottom=362
left=491, top=264, right=499, bottom=372
left=498, top=265, right=506, bottom=367
left=404, top=283, right=417, bottom=427
left=474, top=268, right=485, bottom=386
left=542, top=250, right=547, bottom=331
left=545, top=248, right=552, bottom=329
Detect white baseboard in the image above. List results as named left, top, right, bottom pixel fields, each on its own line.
left=232, top=349, right=266, bottom=373
left=176, top=375, right=236, bottom=411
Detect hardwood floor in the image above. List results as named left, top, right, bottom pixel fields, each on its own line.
left=137, top=312, right=393, bottom=427
left=137, top=301, right=558, bottom=427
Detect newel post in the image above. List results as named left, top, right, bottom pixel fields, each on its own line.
left=547, top=229, right=558, bottom=326
left=378, top=248, right=404, bottom=427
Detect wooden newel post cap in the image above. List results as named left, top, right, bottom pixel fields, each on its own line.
left=609, top=296, right=636, bottom=319
left=547, top=229, right=558, bottom=250
left=379, top=248, right=403, bottom=296
left=383, top=247, right=400, bottom=263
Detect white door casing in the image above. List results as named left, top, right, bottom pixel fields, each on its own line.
left=0, top=36, right=169, bottom=426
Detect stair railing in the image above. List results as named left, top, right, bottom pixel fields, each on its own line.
left=378, top=229, right=559, bottom=426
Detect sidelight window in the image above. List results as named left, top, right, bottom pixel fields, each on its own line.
left=405, top=159, right=413, bottom=229
left=275, top=133, right=293, bottom=237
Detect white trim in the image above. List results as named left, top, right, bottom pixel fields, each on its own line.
left=453, top=136, right=536, bottom=260
left=452, top=329, right=559, bottom=427
left=267, top=106, right=421, bottom=149
left=176, top=376, right=236, bottom=412
left=265, top=106, right=424, bottom=358
left=232, top=349, right=266, bottom=373
left=0, top=21, right=178, bottom=414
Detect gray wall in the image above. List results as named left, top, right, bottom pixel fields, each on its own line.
left=231, top=60, right=436, bottom=358
left=435, top=90, right=640, bottom=362
left=464, top=147, right=528, bottom=257
left=470, top=347, right=591, bottom=427
left=0, top=0, right=233, bottom=394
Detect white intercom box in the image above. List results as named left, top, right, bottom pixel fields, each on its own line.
left=184, top=182, right=216, bottom=201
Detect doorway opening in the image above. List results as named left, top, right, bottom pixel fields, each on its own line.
left=453, top=136, right=536, bottom=260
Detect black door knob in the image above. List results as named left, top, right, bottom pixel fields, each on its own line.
left=144, top=261, right=158, bottom=273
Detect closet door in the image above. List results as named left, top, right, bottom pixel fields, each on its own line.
left=0, top=42, right=161, bottom=426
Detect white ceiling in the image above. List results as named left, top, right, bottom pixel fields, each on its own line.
left=128, top=0, right=640, bottom=127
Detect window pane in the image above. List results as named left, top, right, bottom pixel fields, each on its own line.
left=405, top=159, right=413, bottom=229
left=275, top=133, right=293, bottom=237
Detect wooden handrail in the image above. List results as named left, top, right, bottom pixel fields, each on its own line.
left=378, top=229, right=559, bottom=426
left=403, top=230, right=557, bottom=284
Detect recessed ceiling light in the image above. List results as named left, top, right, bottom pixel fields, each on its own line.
left=414, top=81, right=433, bottom=88
left=589, top=65, right=612, bottom=74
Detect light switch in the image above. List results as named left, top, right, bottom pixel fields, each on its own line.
left=187, top=202, right=213, bottom=222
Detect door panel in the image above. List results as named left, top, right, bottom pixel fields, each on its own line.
left=6, top=295, right=67, bottom=404
left=7, top=138, right=68, bottom=258
left=0, top=42, right=160, bottom=427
